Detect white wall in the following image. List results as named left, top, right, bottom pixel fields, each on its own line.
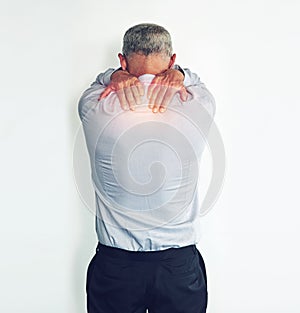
left=1, top=0, right=299, bottom=312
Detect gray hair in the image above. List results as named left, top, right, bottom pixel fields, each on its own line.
left=122, top=23, right=173, bottom=57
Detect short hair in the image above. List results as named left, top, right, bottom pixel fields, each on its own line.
left=122, top=23, right=173, bottom=57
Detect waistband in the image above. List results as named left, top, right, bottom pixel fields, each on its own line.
left=96, top=242, right=197, bottom=261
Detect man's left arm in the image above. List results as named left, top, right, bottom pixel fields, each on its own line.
left=147, top=65, right=202, bottom=112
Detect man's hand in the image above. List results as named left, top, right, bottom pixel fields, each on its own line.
left=147, top=69, right=188, bottom=113
left=99, top=70, right=144, bottom=111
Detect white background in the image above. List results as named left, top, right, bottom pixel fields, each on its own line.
left=1, top=0, right=300, bottom=312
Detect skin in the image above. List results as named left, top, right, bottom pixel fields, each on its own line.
left=99, top=52, right=188, bottom=113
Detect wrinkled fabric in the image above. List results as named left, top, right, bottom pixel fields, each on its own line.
left=78, top=72, right=215, bottom=251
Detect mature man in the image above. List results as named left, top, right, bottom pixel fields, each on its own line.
left=78, top=23, right=215, bottom=313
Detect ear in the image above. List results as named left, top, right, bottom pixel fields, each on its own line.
left=118, top=53, right=127, bottom=70
left=168, top=53, right=176, bottom=68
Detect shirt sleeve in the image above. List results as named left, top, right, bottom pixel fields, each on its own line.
left=94, top=68, right=116, bottom=87
left=182, top=68, right=202, bottom=87
left=172, top=64, right=201, bottom=87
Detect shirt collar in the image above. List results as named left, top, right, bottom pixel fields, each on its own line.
left=138, top=74, right=155, bottom=83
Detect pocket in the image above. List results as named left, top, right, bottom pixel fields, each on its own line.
left=100, top=255, right=135, bottom=280
left=162, top=254, right=198, bottom=278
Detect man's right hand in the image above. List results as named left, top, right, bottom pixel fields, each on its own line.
left=98, top=70, right=144, bottom=111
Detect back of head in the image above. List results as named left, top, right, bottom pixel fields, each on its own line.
left=122, top=23, right=173, bottom=57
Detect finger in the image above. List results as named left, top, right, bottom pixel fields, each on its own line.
left=124, top=86, right=136, bottom=110
left=179, top=87, right=188, bottom=101
left=131, top=85, right=142, bottom=105
left=99, top=87, right=113, bottom=100
left=116, top=89, right=129, bottom=110
left=135, top=81, right=145, bottom=97
left=147, top=79, right=160, bottom=100
left=152, top=86, right=167, bottom=113
left=159, top=87, right=177, bottom=112
left=158, top=105, right=167, bottom=113
left=148, top=84, right=161, bottom=111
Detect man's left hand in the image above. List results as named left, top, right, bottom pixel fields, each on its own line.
left=147, top=69, right=188, bottom=113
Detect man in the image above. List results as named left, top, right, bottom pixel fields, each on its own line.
left=78, top=23, right=215, bottom=313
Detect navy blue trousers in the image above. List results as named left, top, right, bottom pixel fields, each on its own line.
left=86, top=242, right=207, bottom=313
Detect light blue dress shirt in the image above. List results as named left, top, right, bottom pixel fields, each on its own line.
left=78, top=67, right=215, bottom=251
